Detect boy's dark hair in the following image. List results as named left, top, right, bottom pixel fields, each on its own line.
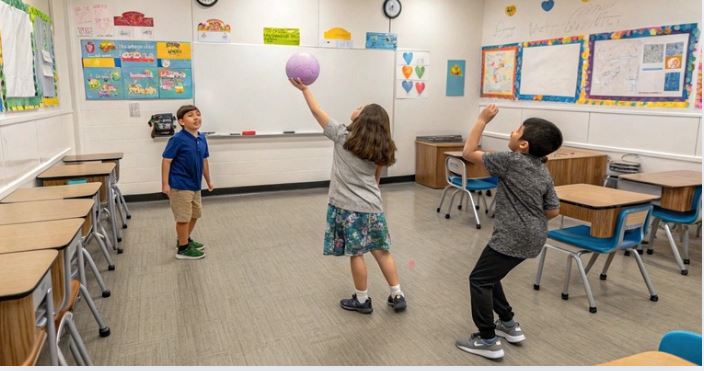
left=176, top=105, right=200, bottom=125
left=520, top=118, right=563, bottom=158
left=344, top=103, right=397, bottom=166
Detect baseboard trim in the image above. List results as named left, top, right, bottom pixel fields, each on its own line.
left=123, top=175, right=416, bottom=202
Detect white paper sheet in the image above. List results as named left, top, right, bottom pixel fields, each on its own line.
left=0, top=3, right=37, bottom=97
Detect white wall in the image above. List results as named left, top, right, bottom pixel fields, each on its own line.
left=67, top=0, right=485, bottom=194
left=0, top=0, right=76, bottom=198
left=479, top=0, right=702, bottom=172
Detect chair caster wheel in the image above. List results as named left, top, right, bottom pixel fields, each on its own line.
left=646, top=249, right=653, bottom=255
left=589, top=307, right=597, bottom=313
left=486, top=190, right=492, bottom=197
left=458, top=205, right=462, bottom=210
left=485, top=210, right=489, bottom=214
left=681, top=269, right=688, bottom=276
left=108, top=265, right=115, bottom=271
left=533, top=284, right=540, bottom=290
left=561, top=293, right=569, bottom=300
left=99, top=327, right=111, bottom=337
left=436, top=207, right=440, bottom=213
left=683, top=259, right=690, bottom=265
left=650, top=295, right=659, bottom=302
left=127, top=215, right=132, bottom=219
left=475, top=225, right=481, bottom=230
left=122, top=224, right=128, bottom=229
left=117, top=237, right=122, bottom=242
left=475, top=206, right=479, bottom=210
left=599, top=273, right=607, bottom=281
left=636, top=249, right=643, bottom=255
left=641, top=240, right=649, bottom=245
left=624, top=251, right=631, bottom=256
left=445, top=214, right=450, bottom=219
left=102, top=290, right=111, bottom=298
left=117, top=248, right=124, bottom=254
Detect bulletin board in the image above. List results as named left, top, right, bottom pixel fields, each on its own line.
left=585, top=23, right=700, bottom=108
left=481, top=44, right=518, bottom=99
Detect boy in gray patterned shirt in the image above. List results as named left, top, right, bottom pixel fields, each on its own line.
left=455, top=104, right=563, bottom=360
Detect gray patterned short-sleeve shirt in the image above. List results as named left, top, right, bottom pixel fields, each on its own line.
left=482, top=151, right=560, bottom=258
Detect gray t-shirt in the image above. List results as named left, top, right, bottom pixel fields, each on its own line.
left=323, top=120, right=384, bottom=213
left=483, top=151, right=560, bottom=259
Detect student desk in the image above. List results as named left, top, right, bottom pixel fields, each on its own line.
left=598, top=351, right=695, bottom=366
left=546, top=147, right=608, bottom=186
left=618, top=170, right=702, bottom=212
left=37, top=163, right=121, bottom=250
left=415, top=141, right=465, bottom=188
left=443, top=151, right=491, bottom=178
left=0, top=250, right=59, bottom=365
left=555, top=184, right=659, bottom=238
left=0, top=219, right=110, bottom=340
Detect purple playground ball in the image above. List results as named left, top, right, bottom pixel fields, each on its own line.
left=286, top=52, right=320, bottom=85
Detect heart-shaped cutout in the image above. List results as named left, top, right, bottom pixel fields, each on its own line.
left=402, top=65, right=413, bottom=79
left=541, top=0, right=554, bottom=11
left=415, top=65, right=425, bottom=79
left=402, top=52, right=413, bottom=65
left=415, top=82, right=425, bottom=94
left=401, top=80, right=413, bottom=93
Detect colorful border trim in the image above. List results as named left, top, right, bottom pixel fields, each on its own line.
left=583, top=23, right=700, bottom=108
left=516, top=36, right=586, bottom=103
left=481, top=43, right=519, bottom=99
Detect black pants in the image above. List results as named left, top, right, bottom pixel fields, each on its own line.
left=469, top=245, right=525, bottom=339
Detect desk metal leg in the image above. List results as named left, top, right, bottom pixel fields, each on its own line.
left=46, top=287, right=59, bottom=366
left=78, top=283, right=110, bottom=338
left=663, top=224, right=688, bottom=275
left=65, top=313, right=96, bottom=364
left=92, top=199, right=115, bottom=269
left=107, top=176, right=121, bottom=248
left=82, top=248, right=110, bottom=298
left=113, top=184, right=129, bottom=228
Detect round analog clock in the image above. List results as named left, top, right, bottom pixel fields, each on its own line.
left=383, top=0, right=402, bottom=19
left=196, top=0, right=218, bottom=7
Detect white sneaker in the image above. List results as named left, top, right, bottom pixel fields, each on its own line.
left=494, top=320, right=526, bottom=343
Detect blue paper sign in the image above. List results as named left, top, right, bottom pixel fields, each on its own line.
left=124, top=67, right=159, bottom=99
left=446, top=60, right=466, bottom=97
left=117, top=41, right=157, bottom=68
left=84, top=68, right=125, bottom=100
left=159, top=68, right=193, bottom=99
left=366, top=32, right=397, bottom=50
left=80, top=39, right=121, bottom=58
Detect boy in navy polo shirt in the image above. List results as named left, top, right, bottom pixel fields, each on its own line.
left=162, top=105, right=213, bottom=260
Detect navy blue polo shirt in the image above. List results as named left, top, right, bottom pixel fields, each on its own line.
left=162, top=129, right=209, bottom=191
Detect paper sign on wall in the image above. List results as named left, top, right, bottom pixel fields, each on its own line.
left=366, top=32, right=397, bottom=50
left=396, top=51, right=430, bottom=99
left=263, top=27, right=300, bottom=46
left=197, top=19, right=231, bottom=43
left=446, top=59, right=465, bottom=97
left=320, top=27, right=352, bottom=48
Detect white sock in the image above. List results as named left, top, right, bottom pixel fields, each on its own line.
left=355, top=289, right=368, bottom=303
left=390, top=284, right=404, bottom=298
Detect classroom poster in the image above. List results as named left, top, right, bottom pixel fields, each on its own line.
left=365, top=32, right=397, bottom=50
left=124, top=67, right=158, bottom=99
left=197, top=19, right=231, bottom=43
left=83, top=67, right=124, bottom=100
left=263, top=28, right=300, bottom=46
left=29, top=6, right=57, bottom=105
left=396, top=51, right=430, bottom=99
left=117, top=40, right=157, bottom=68
left=320, top=27, right=352, bottom=49
left=481, top=44, right=518, bottom=99
left=159, top=68, right=192, bottom=99
left=446, top=59, right=465, bottom=97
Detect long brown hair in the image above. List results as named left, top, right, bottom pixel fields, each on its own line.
left=343, top=104, right=397, bottom=166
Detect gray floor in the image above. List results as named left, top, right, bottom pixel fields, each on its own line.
left=59, top=183, right=700, bottom=365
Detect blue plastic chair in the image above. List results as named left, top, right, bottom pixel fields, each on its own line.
left=435, top=156, right=497, bottom=229
left=659, top=330, right=702, bottom=365
left=534, top=204, right=658, bottom=313
left=647, top=186, right=701, bottom=275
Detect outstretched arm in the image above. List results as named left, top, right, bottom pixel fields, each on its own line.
left=290, top=78, right=330, bottom=129
left=462, top=104, right=498, bottom=165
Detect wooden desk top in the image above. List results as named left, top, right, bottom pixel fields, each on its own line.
left=598, top=351, right=695, bottom=366
left=63, top=152, right=123, bottom=162
left=415, top=141, right=465, bottom=147
left=556, top=184, right=659, bottom=209
left=2, top=183, right=101, bottom=203
left=37, top=162, right=115, bottom=179
left=0, top=199, right=93, bottom=225
left=548, top=146, right=607, bottom=160
left=0, top=250, right=58, bottom=301
left=0, top=219, right=83, bottom=254
left=620, top=170, right=702, bottom=188
left=444, top=151, right=465, bottom=158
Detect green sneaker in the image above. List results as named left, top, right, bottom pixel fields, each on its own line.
left=189, top=239, right=205, bottom=251
left=176, top=246, right=205, bottom=260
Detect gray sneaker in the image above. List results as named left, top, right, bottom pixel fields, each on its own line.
left=494, top=320, right=526, bottom=343
left=455, top=333, right=504, bottom=359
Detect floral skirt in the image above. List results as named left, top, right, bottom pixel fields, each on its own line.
left=323, top=204, right=392, bottom=256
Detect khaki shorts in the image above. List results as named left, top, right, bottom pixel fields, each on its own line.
left=169, top=189, right=202, bottom=222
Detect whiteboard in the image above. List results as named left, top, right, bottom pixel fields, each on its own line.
left=589, top=33, right=691, bottom=98
left=518, top=42, right=582, bottom=100
left=192, top=43, right=395, bottom=134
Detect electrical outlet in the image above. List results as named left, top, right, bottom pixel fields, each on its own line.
left=129, top=103, right=140, bottom=117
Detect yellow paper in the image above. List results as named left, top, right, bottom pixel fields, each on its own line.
left=156, top=42, right=192, bottom=60
left=83, top=58, right=116, bottom=68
